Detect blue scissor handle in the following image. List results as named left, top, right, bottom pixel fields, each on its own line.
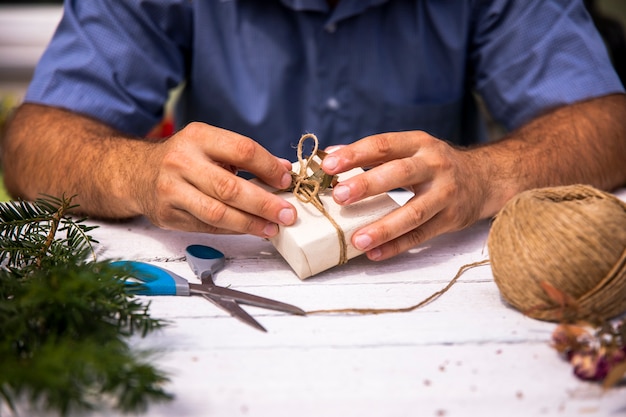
left=185, top=245, right=226, bottom=278
left=112, top=260, right=190, bottom=296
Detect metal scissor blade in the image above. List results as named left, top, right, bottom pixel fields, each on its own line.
left=201, top=294, right=267, bottom=332
left=207, top=285, right=306, bottom=316
left=189, top=282, right=215, bottom=295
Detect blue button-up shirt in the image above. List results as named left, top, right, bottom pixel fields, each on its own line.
left=25, top=0, right=624, bottom=160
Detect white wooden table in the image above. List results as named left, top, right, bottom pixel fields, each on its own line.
left=45, top=191, right=626, bottom=416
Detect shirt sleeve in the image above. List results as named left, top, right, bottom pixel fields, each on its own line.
left=24, top=0, right=192, bottom=136
left=470, top=0, right=625, bottom=131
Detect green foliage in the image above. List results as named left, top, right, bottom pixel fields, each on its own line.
left=0, top=195, right=172, bottom=416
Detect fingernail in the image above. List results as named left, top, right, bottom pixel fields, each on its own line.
left=325, top=145, right=343, bottom=153
left=278, top=208, right=295, bottom=225
left=323, top=155, right=338, bottom=171
left=333, top=184, right=350, bottom=203
left=263, top=222, right=279, bottom=237
left=368, top=247, right=383, bottom=261
left=281, top=172, right=292, bottom=189
left=354, top=233, right=372, bottom=251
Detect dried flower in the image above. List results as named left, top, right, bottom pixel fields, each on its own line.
left=537, top=279, right=626, bottom=387
left=551, top=322, right=626, bottom=387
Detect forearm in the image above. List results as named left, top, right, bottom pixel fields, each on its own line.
left=475, top=93, right=626, bottom=218
left=1, top=104, right=150, bottom=218
left=1, top=104, right=297, bottom=236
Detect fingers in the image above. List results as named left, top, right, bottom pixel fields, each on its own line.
left=143, top=123, right=298, bottom=236
left=318, top=131, right=485, bottom=261
left=322, top=131, right=442, bottom=205
left=185, top=123, right=293, bottom=190
left=322, top=131, right=424, bottom=175
left=148, top=164, right=295, bottom=237
left=186, top=162, right=296, bottom=233
left=331, top=158, right=431, bottom=205
left=358, top=212, right=452, bottom=261
left=278, top=158, right=293, bottom=171
left=351, top=190, right=451, bottom=260
left=157, top=178, right=287, bottom=237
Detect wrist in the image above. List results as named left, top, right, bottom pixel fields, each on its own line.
left=467, top=145, right=519, bottom=219
left=100, top=137, right=156, bottom=218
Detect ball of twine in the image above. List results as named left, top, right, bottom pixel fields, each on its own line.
left=488, top=184, right=626, bottom=322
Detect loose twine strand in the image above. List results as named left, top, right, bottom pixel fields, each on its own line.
left=291, top=133, right=348, bottom=266
left=307, top=259, right=489, bottom=315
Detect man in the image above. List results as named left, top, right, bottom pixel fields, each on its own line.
left=2, top=0, right=625, bottom=262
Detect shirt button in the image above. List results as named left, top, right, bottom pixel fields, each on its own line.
left=326, top=97, right=340, bottom=110
left=325, top=23, right=337, bottom=33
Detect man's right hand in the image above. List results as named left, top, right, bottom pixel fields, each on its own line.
left=1, top=104, right=297, bottom=238
left=136, top=122, right=297, bottom=236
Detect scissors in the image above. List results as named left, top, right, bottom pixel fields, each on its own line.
left=113, top=245, right=305, bottom=332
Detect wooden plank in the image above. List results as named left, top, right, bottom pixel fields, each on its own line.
left=99, top=343, right=624, bottom=417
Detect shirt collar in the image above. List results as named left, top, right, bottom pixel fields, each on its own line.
left=278, top=0, right=391, bottom=18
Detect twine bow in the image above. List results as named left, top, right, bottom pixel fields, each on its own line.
left=287, top=133, right=348, bottom=266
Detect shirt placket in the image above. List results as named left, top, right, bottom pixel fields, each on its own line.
left=309, top=14, right=351, bottom=147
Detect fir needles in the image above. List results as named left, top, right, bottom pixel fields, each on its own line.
left=0, top=195, right=172, bottom=416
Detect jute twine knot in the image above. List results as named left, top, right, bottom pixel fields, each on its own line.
left=487, top=184, right=626, bottom=322
left=289, top=133, right=348, bottom=266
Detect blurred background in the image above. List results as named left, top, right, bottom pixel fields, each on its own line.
left=0, top=0, right=625, bottom=201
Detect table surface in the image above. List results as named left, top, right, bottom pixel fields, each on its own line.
left=16, top=190, right=626, bottom=417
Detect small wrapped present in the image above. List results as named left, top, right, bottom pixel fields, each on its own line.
left=267, top=134, right=400, bottom=279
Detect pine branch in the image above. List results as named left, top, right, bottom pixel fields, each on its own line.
left=0, top=195, right=172, bottom=416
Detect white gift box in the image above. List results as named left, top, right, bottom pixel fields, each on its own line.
left=261, top=164, right=400, bottom=279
